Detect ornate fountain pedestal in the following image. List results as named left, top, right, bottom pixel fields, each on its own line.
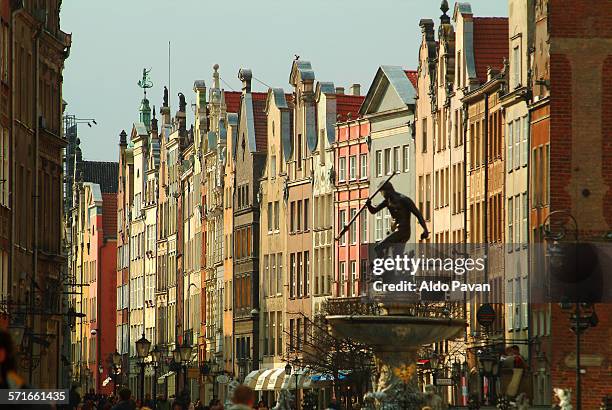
left=327, top=314, right=466, bottom=409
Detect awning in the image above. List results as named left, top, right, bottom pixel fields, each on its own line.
left=244, top=369, right=264, bottom=389
left=255, top=369, right=277, bottom=391
left=310, top=370, right=350, bottom=386
left=281, top=369, right=312, bottom=390
left=266, top=368, right=287, bottom=391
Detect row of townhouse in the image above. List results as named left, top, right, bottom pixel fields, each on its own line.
left=412, top=1, right=612, bottom=408
left=108, top=1, right=612, bottom=408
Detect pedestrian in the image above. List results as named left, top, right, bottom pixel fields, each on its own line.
left=228, top=385, right=255, bottom=410
left=111, top=388, right=136, bottom=410
left=144, top=393, right=154, bottom=409
left=0, top=330, right=27, bottom=389
left=256, top=400, right=268, bottom=410
left=157, top=395, right=170, bottom=410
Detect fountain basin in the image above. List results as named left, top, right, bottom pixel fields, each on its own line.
left=326, top=315, right=466, bottom=351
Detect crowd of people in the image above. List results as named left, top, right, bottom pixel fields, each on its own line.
left=65, top=385, right=266, bottom=410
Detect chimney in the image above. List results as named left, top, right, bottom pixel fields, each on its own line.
left=335, top=87, right=345, bottom=95
left=349, top=84, right=361, bottom=96
left=238, top=68, right=253, bottom=94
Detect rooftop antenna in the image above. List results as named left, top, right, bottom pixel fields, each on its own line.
left=168, top=41, right=171, bottom=110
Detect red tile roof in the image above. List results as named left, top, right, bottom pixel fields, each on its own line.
left=472, top=17, right=509, bottom=84
left=101, top=192, right=117, bottom=240
left=336, top=94, right=365, bottom=122
left=224, top=91, right=242, bottom=113
left=404, top=70, right=418, bottom=88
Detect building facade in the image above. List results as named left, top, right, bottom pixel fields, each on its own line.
left=68, top=156, right=118, bottom=394
left=5, top=0, right=71, bottom=388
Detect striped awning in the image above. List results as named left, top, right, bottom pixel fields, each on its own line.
left=265, top=368, right=287, bottom=391
left=255, top=369, right=277, bottom=390
left=244, top=369, right=264, bottom=389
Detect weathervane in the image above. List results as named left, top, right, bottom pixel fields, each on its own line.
left=137, top=68, right=153, bottom=98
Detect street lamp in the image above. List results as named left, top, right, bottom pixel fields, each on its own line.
left=179, top=341, right=192, bottom=392
left=477, top=349, right=499, bottom=405
left=150, top=345, right=162, bottom=409
left=543, top=210, right=599, bottom=410
left=136, top=334, right=152, bottom=403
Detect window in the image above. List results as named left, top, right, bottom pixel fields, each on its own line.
left=263, top=255, right=269, bottom=297
left=289, top=254, right=296, bottom=298
left=277, top=253, right=283, bottom=296
left=393, top=147, right=400, bottom=173
left=507, top=122, right=514, bottom=172
left=338, top=157, right=346, bottom=182
left=418, top=176, right=424, bottom=215
left=422, top=118, right=428, bottom=153
left=508, top=197, right=514, bottom=247
left=522, top=116, right=529, bottom=167
left=515, top=194, right=520, bottom=247
left=1, top=23, right=8, bottom=82
left=360, top=154, right=367, bottom=179
left=384, top=148, right=391, bottom=175
left=303, top=198, right=309, bottom=230
left=297, top=200, right=302, bottom=231
left=297, top=252, right=303, bottom=297
left=402, top=145, right=409, bottom=172
left=296, top=134, right=302, bottom=170
left=304, top=251, right=309, bottom=296
left=514, top=119, right=520, bottom=170
left=349, top=155, right=356, bottom=180
left=339, top=262, right=346, bottom=297
left=290, top=201, right=295, bottom=232
left=349, top=208, right=357, bottom=244
left=360, top=213, right=367, bottom=243
left=513, top=46, right=520, bottom=87
left=274, top=201, right=279, bottom=231
left=375, top=213, right=383, bottom=241
left=350, top=261, right=357, bottom=297
left=339, top=210, right=347, bottom=245
left=375, top=151, right=383, bottom=176
left=522, top=193, right=528, bottom=246
left=425, top=174, right=431, bottom=220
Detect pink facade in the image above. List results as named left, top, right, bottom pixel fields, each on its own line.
left=334, top=120, right=370, bottom=298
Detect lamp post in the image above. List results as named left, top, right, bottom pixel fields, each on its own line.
left=543, top=210, right=599, bottom=410
left=136, top=333, right=152, bottom=404
left=179, top=341, right=192, bottom=393
left=151, top=345, right=162, bottom=409
left=172, top=346, right=181, bottom=397
left=477, top=349, right=499, bottom=405
left=112, top=351, right=121, bottom=396
left=285, top=364, right=299, bottom=410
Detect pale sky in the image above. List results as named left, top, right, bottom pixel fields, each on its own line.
left=61, top=0, right=507, bottom=162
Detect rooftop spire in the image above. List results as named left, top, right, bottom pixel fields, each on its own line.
left=440, top=0, right=450, bottom=24
left=213, top=64, right=220, bottom=89
left=137, top=68, right=153, bottom=128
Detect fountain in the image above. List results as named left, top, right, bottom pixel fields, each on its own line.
left=327, top=305, right=466, bottom=409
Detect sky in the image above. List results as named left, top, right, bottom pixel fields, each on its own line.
left=61, top=0, right=507, bottom=162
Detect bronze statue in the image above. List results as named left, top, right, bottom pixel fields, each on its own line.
left=163, top=86, right=169, bottom=107
left=178, top=92, right=186, bottom=112
left=366, top=181, right=429, bottom=258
